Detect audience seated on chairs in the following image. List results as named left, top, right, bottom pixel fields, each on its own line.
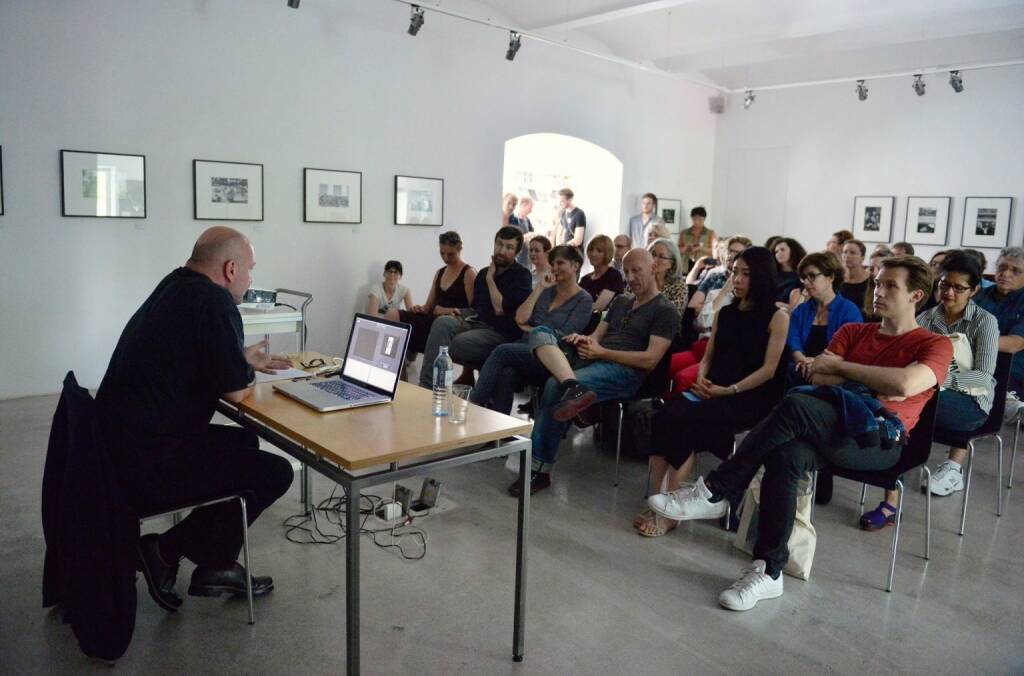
left=647, top=237, right=688, bottom=320
left=826, top=229, right=854, bottom=256
left=647, top=255, right=951, bottom=611
left=787, top=251, right=862, bottom=384
left=418, top=226, right=532, bottom=389
left=970, top=246, right=1024, bottom=418
left=471, top=245, right=592, bottom=415
left=366, top=260, right=413, bottom=322
left=861, top=252, right=998, bottom=528
left=509, top=248, right=679, bottom=497
left=639, top=247, right=789, bottom=537
left=401, top=230, right=476, bottom=358
left=95, top=226, right=294, bottom=613
left=580, top=234, right=625, bottom=312
left=840, top=239, right=873, bottom=316
left=688, top=236, right=751, bottom=315
left=612, top=235, right=630, bottom=273
left=672, top=237, right=750, bottom=394
left=528, top=235, right=553, bottom=288
left=773, top=237, right=806, bottom=310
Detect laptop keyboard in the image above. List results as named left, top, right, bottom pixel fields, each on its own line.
left=311, top=379, right=377, bottom=402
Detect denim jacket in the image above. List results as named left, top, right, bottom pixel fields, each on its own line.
left=791, top=382, right=905, bottom=448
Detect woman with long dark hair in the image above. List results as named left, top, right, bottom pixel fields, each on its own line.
left=773, top=237, right=807, bottom=310
left=635, top=247, right=790, bottom=536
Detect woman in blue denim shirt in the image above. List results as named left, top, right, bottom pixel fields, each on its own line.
left=471, top=245, right=593, bottom=414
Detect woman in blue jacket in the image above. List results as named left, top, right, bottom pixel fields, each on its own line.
left=787, top=251, right=863, bottom=374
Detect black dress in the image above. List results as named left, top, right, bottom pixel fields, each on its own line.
left=400, top=264, right=471, bottom=354
left=776, top=271, right=802, bottom=305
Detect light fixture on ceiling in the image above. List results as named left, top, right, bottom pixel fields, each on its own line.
left=408, top=5, right=425, bottom=36
left=949, top=70, right=964, bottom=93
left=856, top=80, right=868, bottom=101
left=912, top=74, right=926, bottom=96
left=506, top=31, right=521, bottom=61
left=743, top=90, right=755, bottom=109
left=287, top=0, right=299, bottom=7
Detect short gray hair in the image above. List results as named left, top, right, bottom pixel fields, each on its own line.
left=999, top=246, right=1024, bottom=262
left=647, top=237, right=683, bottom=281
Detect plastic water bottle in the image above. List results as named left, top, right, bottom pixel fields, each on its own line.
left=432, top=346, right=453, bottom=416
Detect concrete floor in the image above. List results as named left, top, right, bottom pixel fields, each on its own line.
left=3, top=392, right=1023, bottom=675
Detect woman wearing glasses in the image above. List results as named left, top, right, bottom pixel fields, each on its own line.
left=647, top=238, right=688, bottom=319
left=637, top=247, right=789, bottom=537
left=788, top=252, right=863, bottom=382
left=862, top=252, right=999, bottom=528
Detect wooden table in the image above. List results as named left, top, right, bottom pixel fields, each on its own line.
left=217, top=381, right=533, bottom=675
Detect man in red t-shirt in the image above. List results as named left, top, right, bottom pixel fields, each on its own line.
left=647, top=255, right=952, bottom=611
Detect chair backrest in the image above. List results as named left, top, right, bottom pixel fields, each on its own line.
left=636, top=348, right=672, bottom=399
left=976, top=351, right=1013, bottom=437
left=895, top=386, right=940, bottom=473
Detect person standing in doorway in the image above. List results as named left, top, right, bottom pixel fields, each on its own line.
left=557, top=188, right=586, bottom=252
left=677, top=206, right=717, bottom=273
left=628, top=193, right=663, bottom=247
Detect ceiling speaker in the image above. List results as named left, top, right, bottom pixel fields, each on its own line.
left=708, top=94, right=725, bottom=114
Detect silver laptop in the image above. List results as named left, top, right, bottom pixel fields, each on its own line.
left=274, top=313, right=411, bottom=412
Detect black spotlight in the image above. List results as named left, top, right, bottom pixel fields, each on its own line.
left=912, top=74, right=926, bottom=96
left=743, top=90, right=755, bottom=109
left=408, top=5, right=425, bottom=36
left=287, top=0, right=299, bottom=7
left=856, top=80, right=868, bottom=101
left=950, top=70, right=964, bottom=93
left=506, top=31, right=521, bottom=61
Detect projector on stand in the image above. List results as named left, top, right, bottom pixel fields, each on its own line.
left=240, top=288, right=277, bottom=310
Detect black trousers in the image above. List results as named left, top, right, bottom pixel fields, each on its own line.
left=707, top=393, right=901, bottom=577
left=126, top=425, right=293, bottom=568
left=651, top=391, right=772, bottom=468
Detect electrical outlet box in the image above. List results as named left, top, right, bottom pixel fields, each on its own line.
left=394, top=484, right=412, bottom=515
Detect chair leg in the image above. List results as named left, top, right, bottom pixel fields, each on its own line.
left=239, top=496, right=255, bottom=625
left=644, top=464, right=652, bottom=498
left=810, top=470, right=818, bottom=521
left=614, top=403, right=624, bottom=487
left=922, top=466, right=932, bottom=560
left=996, top=435, right=1004, bottom=517
left=859, top=483, right=867, bottom=515
left=886, top=480, right=904, bottom=593
left=1009, top=417, right=1020, bottom=489
left=959, top=442, right=975, bottom=536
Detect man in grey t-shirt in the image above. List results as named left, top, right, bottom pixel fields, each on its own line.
left=508, top=248, right=680, bottom=496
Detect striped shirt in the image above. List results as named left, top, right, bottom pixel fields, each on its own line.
left=916, top=300, right=999, bottom=414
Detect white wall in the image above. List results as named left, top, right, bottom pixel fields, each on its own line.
left=0, top=0, right=717, bottom=399
left=712, top=65, right=1024, bottom=267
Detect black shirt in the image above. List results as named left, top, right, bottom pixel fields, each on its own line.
left=471, top=262, right=533, bottom=340
left=840, top=279, right=869, bottom=309
left=803, top=324, right=829, bottom=358
left=96, top=268, right=253, bottom=463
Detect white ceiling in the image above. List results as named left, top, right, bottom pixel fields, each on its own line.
left=474, top=0, right=1024, bottom=88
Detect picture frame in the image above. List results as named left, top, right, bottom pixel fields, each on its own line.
left=193, top=159, right=263, bottom=221
left=394, top=175, right=444, bottom=226
left=303, top=168, right=361, bottom=224
left=657, top=198, right=683, bottom=235
left=852, top=195, right=895, bottom=243
left=961, top=196, right=1013, bottom=249
left=903, top=196, right=951, bottom=246
left=60, top=149, right=146, bottom=218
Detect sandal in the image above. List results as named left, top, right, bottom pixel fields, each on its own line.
left=633, top=509, right=654, bottom=529
left=859, top=501, right=898, bottom=531
left=637, top=513, right=678, bottom=538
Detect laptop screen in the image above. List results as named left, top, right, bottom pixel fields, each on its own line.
left=342, top=314, right=410, bottom=394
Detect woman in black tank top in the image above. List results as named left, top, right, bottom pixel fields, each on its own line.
left=400, top=231, right=477, bottom=355
left=635, top=247, right=790, bottom=537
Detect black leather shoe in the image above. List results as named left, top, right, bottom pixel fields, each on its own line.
left=552, top=384, right=598, bottom=422
left=137, top=533, right=182, bottom=612
left=188, top=562, right=273, bottom=598
left=508, top=471, right=551, bottom=497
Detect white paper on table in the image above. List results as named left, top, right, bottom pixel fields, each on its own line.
left=254, top=367, right=313, bottom=384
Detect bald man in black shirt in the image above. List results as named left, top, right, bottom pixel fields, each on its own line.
left=97, top=226, right=293, bottom=612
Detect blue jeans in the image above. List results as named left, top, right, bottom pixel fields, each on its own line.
left=471, top=326, right=564, bottom=414
left=532, top=360, right=644, bottom=465
left=935, top=389, right=988, bottom=434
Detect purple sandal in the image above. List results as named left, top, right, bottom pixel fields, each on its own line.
left=860, top=501, right=898, bottom=531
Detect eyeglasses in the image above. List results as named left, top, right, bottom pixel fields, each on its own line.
left=938, top=280, right=972, bottom=294
left=299, top=357, right=326, bottom=369
left=800, top=271, right=824, bottom=282
left=653, top=254, right=674, bottom=261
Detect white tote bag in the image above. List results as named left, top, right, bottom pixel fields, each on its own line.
left=734, top=468, right=816, bottom=581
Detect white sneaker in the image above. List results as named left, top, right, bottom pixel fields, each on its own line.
left=923, top=460, right=965, bottom=496
left=647, top=476, right=727, bottom=521
left=1004, top=391, right=1023, bottom=425
left=718, top=560, right=784, bottom=611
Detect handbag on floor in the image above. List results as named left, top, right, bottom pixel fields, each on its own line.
left=734, top=468, right=816, bottom=580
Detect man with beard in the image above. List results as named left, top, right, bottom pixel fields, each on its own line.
left=418, top=226, right=533, bottom=388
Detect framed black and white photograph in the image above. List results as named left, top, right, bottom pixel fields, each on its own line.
left=303, top=168, right=361, bottom=224
left=904, top=196, right=951, bottom=246
left=657, top=198, right=683, bottom=235
left=60, top=149, right=146, bottom=218
left=395, top=175, right=443, bottom=226
left=961, top=196, right=1013, bottom=248
left=852, top=195, right=895, bottom=243
left=193, top=159, right=263, bottom=221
